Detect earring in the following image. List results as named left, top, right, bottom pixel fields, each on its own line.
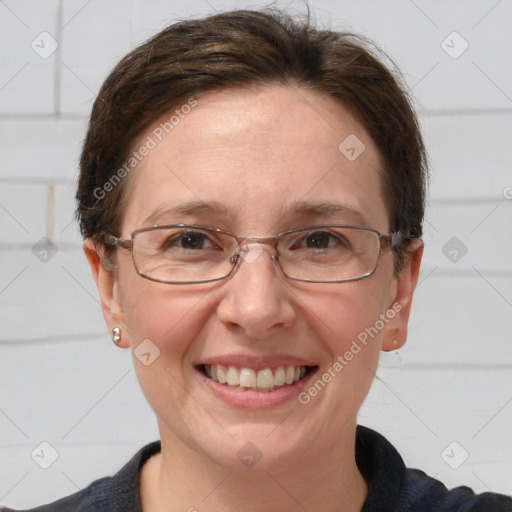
left=112, top=327, right=121, bottom=344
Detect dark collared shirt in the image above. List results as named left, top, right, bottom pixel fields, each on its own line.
left=2, top=426, right=511, bottom=511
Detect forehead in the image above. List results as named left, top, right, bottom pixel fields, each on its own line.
left=121, top=85, right=388, bottom=234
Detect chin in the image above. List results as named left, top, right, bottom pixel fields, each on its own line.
left=201, top=421, right=314, bottom=472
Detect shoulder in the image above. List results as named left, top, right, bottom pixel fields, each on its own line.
left=0, top=441, right=161, bottom=512
left=355, top=425, right=512, bottom=512
left=398, top=467, right=512, bottom=512
left=0, top=476, right=113, bottom=512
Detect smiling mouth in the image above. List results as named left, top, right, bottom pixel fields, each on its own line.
left=197, top=364, right=318, bottom=392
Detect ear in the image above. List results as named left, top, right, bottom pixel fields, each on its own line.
left=381, top=239, right=424, bottom=352
left=83, top=239, right=130, bottom=349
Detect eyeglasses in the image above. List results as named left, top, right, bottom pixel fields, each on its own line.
left=104, top=224, right=402, bottom=284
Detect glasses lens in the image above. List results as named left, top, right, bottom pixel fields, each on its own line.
left=132, top=226, right=236, bottom=283
left=277, top=226, right=380, bottom=282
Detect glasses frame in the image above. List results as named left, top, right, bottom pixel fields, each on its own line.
left=103, top=224, right=403, bottom=285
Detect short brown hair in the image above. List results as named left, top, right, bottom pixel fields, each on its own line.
left=76, top=8, right=427, bottom=272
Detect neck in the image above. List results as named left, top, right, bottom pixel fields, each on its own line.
left=140, top=422, right=368, bottom=512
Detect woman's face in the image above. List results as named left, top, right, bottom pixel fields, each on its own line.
left=90, top=85, right=420, bottom=471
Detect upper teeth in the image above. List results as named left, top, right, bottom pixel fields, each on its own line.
left=204, top=364, right=307, bottom=390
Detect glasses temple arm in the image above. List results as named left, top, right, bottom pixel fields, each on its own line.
left=100, top=233, right=133, bottom=250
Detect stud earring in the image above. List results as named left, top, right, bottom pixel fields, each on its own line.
left=112, top=327, right=121, bottom=344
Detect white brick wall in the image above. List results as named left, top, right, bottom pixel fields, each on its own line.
left=1, top=0, right=511, bottom=508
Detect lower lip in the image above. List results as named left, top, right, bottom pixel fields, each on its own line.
left=196, top=366, right=318, bottom=409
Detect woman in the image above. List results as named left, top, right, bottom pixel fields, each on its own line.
left=4, top=8, right=510, bottom=512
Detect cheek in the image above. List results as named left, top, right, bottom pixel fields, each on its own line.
left=117, top=272, right=228, bottom=412
left=297, top=283, right=389, bottom=423
left=120, top=281, right=219, bottom=420
left=301, top=278, right=392, bottom=350
left=121, top=282, right=213, bottom=354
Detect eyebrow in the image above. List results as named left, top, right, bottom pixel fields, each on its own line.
left=142, top=200, right=230, bottom=225
left=142, top=199, right=367, bottom=226
left=284, top=200, right=368, bottom=225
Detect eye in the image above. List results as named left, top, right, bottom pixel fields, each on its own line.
left=289, top=230, right=349, bottom=251
left=163, top=231, right=216, bottom=250
left=304, top=231, right=336, bottom=249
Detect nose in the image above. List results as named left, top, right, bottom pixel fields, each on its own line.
left=216, top=242, right=296, bottom=339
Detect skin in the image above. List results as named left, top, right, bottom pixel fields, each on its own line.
left=84, top=84, right=423, bottom=512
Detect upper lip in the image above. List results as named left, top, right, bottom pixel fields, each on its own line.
left=196, top=354, right=318, bottom=372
